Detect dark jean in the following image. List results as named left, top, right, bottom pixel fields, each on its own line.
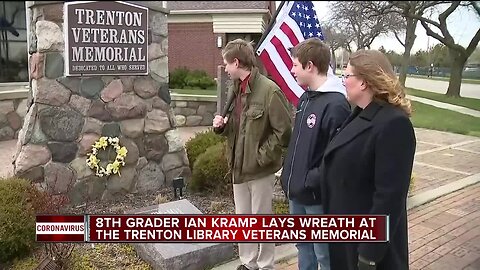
left=289, top=199, right=330, bottom=270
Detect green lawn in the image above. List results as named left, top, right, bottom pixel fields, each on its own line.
left=411, top=101, right=480, bottom=137
left=406, top=88, right=480, bottom=111
left=407, top=74, right=480, bottom=84
left=171, top=88, right=217, bottom=96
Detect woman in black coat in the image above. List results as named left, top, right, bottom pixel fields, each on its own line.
left=307, top=50, right=416, bottom=270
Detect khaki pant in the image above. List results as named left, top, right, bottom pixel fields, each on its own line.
left=233, top=174, right=276, bottom=270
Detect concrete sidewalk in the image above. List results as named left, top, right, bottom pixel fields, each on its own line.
left=405, top=77, right=480, bottom=99
left=408, top=95, right=480, bottom=118
left=277, top=183, right=480, bottom=270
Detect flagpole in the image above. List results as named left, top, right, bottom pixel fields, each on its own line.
left=255, top=1, right=287, bottom=52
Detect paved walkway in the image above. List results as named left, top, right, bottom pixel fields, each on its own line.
left=405, top=77, right=480, bottom=99
left=277, top=183, right=480, bottom=270
left=408, top=95, right=480, bottom=118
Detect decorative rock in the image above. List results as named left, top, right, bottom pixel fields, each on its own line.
left=0, top=114, right=7, bottom=126
left=6, top=112, right=22, bottom=130
left=158, top=82, right=171, bottom=104
left=144, top=134, right=168, bottom=162
left=80, top=78, right=105, bottom=99
left=106, top=93, right=147, bottom=120
left=136, top=157, right=148, bottom=170
left=78, top=133, right=100, bottom=156
left=120, top=76, right=135, bottom=92
left=69, top=95, right=92, bottom=116
left=120, top=118, right=144, bottom=138
left=150, top=13, right=168, bottom=36
left=152, top=96, right=170, bottom=111
left=36, top=21, right=63, bottom=51
left=0, top=126, right=14, bottom=140
left=186, top=115, right=203, bottom=126
left=30, top=119, right=49, bottom=144
left=136, top=162, right=165, bottom=193
left=0, top=100, right=14, bottom=115
left=165, top=129, right=184, bottom=153
left=88, top=100, right=113, bottom=122
left=83, top=118, right=103, bottom=134
left=200, top=113, right=214, bottom=126
left=14, top=144, right=51, bottom=174
left=18, top=103, right=37, bottom=145
left=106, top=166, right=136, bottom=193
left=35, top=78, right=71, bottom=106
left=133, top=137, right=146, bottom=157
left=39, top=107, right=84, bottom=141
left=57, top=77, right=81, bottom=94
left=42, top=3, right=64, bottom=22
left=70, top=157, right=94, bottom=179
left=47, top=142, right=78, bottom=162
left=101, top=79, right=123, bottom=102
left=144, top=109, right=170, bottom=133
left=175, top=115, right=186, bottom=127
left=161, top=153, right=184, bottom=172
left=30, top=52, right=44, bottom=79
left=17, top=166, right=44, bottom=183
left=148, top=43, right=165, bottom=61
left=69, top=176, right=106, bottom=204
left=102, top=122, right=121, bottom=137
left=175, top=101, right=187, bottom=108
left=45, top=162, right=75, bottom=194
left=44, top=53, right=64, bottom=79
left=119, top=137, right=139, bottom=165
left=197, top=105, right=212, bottom=115
left=164, top=166, right=191, bottom=186
left=150, top=57, right=168, bottom=80
left=16, top=99, right=29, bottom=118
left=174, top=107, right=196, bottom=116
left=134, top=77, right=158, bottom=98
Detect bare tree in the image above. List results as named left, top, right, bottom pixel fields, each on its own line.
left=328, top=1, right=393, bottom=50
left=322, top=23, right=355, bottom=68
left=405, top=1, right=480, bottom=97
left=363, top=1, right=447, bottom=86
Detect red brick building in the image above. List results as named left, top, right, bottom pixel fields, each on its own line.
left=167, top=1, right=276, bottom=79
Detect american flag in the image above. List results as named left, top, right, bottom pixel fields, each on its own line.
left=256, top=1, right=326, bottom=105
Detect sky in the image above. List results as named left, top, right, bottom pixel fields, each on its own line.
left=275, top=1, right=480, bottom=54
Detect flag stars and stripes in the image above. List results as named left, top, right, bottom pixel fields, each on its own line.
left=256, top=1, right=326, bottom=105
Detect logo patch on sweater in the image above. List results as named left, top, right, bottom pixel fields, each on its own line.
left=306, top=114, right=316, bottom=128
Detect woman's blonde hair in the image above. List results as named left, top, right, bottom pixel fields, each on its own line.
left=349, top=49, right=412, bottom=116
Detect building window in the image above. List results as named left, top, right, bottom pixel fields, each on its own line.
left=0, top=1, right=28, bottom=83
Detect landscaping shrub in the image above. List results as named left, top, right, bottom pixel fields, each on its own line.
left=185, top=129, right=226, bottom=169
left=169, top=67, right=216, bottom=90
left=169, top=67, right=189, bottom=89
left=189, top=142, right=231, bottom=195
left=0, top=178, right=37, bottom=262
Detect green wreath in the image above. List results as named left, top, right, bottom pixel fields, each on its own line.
left=86, top=136, right=128, bottom=177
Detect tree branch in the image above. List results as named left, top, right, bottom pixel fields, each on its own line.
left=420, top=19, right=447, bottom=44
left=394, top=31, right=406, bottom=47
left=406, top=12, right=442, bottom=29
left=438, top=2, right=459, bottom=41
left=465, top=28, right=480, bottom=56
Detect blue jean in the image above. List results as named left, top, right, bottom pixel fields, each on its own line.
left=289, top=199, right=330, bottom=270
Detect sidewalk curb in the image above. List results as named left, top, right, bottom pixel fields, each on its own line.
left=407, top=95, right=480, bottom=118
left=212, top=174, right=480, bottom=269
left=407, top=172, right=480, bottom=210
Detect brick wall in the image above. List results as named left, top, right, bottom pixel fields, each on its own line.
left=168, top=22, right=224, bottom=78
left=167, top=1, right=270, bottom=10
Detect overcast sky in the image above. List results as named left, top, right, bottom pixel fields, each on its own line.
left=275, top=1, right=480, bottom=54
